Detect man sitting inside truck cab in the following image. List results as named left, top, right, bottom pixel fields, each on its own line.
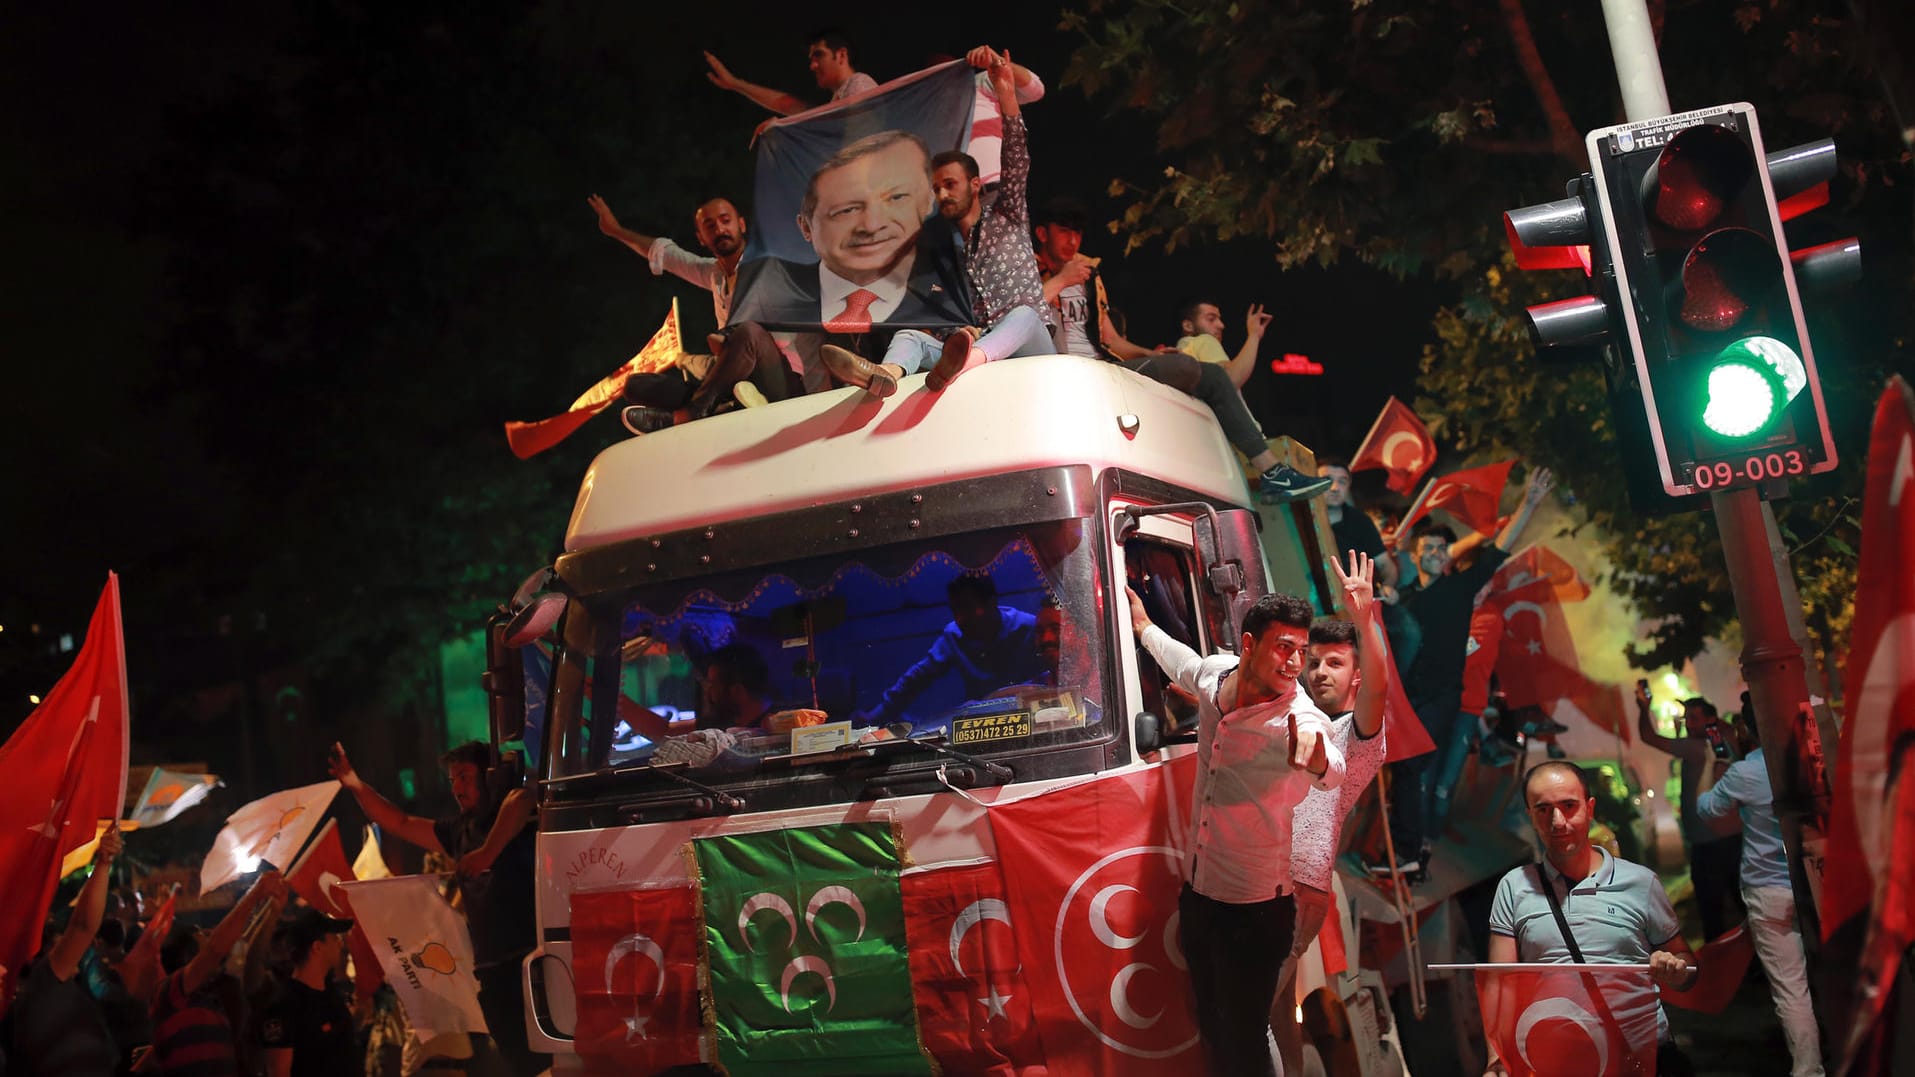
left=859, top=573, right=1045, bottom=728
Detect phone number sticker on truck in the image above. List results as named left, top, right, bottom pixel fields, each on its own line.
left=952, top=710, right=1034, bottom=745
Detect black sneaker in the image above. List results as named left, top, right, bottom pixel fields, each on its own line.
left=621, top=406, right=676, bottom=435
left=1257, top=464, right=1334, bottom=503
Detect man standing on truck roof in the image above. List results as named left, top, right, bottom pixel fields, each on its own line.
left=328, top=741, right=544, bottom=1075
left=1127, top=585, right=1346, bottom=1077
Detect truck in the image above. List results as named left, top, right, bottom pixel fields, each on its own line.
left=482, top=355, right=1402, bottom=1074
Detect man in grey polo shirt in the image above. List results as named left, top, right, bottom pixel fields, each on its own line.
left=1697, top=719, right=1825, bottom=1076
left=1485, top=761, right=1699, bottom=1076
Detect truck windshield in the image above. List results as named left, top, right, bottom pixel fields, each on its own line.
left=548, top=519, right=1109, bottom=782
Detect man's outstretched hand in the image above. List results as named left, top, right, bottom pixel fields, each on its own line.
left=587, top=193, right=622, bottom=238
left=327, top=741, right=363, bottom=790
left=703, top=51, right=741, bottom=91
left=1125, top=586, right=1152, bottom=636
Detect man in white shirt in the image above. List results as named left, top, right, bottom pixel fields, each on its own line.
left=1271, top=552, right=1394, bottom=1073
left=1128, top=586, right=1345, bottom=1077
left=703, top=29, right=879, bottom=118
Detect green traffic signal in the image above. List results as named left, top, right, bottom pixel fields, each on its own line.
left=1700, top=336, right=1805, bottom=438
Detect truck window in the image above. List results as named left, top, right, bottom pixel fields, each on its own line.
left=545, top=520, right=1111, bottom=796
left=1124, top=535, right=1204, bottom=732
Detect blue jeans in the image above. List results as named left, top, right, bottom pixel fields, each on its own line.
left=882, top=304, right=1055, bottom=373
left=1427, top=710, right=1480, bottom=837
left=1386, top=700, right=1458, bottom=857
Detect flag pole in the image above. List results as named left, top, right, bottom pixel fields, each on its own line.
left=1428, top=962, right=1661, bottom=972
left=1398, top=474, right=1439, bottom=532
left=1350, top=396, right=1396, bottom=464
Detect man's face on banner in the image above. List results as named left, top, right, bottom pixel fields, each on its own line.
left=798, top=138, right=932, bottom=285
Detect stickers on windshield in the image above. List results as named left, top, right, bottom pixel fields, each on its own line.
left=951, top=709, right=1033, bottom=746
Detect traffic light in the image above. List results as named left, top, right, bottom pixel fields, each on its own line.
left=1506, top=103, right=1857, bottom=502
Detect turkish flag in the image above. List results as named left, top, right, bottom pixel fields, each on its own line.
left=1661, top=926, right=1755, bottom=1014
left=988, top=756, right=1201, bottom=1076
left=504, top=299, right=684, bottom=459
left=1821, top=376, right=1915, bottom=1067
left=1476, top=965, right=1658, bottom=1077
left=570, top=884, right=706, bottom=1073
left=1490, top=546, right=1591, bottom=608
left=0, top=574, right=130, bottom=1015
left=1350, top=396, right=1436, bottom=494
left=1489, top=554, right=1628, bottom=744
left=285, top=818, right=385, bottom=1004
left=900, top=860, right=1046, bottom=1076
left=1462, top=604, right=1505, bottom=717
left=1401, top=459, right=1517, bottom=538
left=1381, top=652, right=1436, bottom=763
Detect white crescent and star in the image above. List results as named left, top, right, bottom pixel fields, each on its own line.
left=1381, top=431, right=1427, bottom=473
left=317, top=872, right=343, bottom=911
left=604, top=933, right=668, bottom=1043
left=804, top=885, right=867, bottom=944
left=778, top=955, right=838, bottom=1014
left=1514, top=996, right=1612, bottom=1075
left=738, top=892, right=797, bottom=953
left=1505, top=601, right=1549, bottom=632
left=1089, top=885, right=1144, bottom=950
left=950, top=897, right=1021, bottom=1019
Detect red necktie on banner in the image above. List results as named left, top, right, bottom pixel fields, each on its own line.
left=826, top=288, right=879, bottom=333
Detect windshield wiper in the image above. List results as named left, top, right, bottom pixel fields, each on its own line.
left=871, top=734, right=1015, bottom=782
left=634, top=761, right=746, bottom=811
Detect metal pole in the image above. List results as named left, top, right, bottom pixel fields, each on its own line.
left=1598, top=0, right=1828, bottom=1019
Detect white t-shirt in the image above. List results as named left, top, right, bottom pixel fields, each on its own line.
left=1054, top=281, right=1096, bottom=358
left=1289, top=711, right=1389, bottom=892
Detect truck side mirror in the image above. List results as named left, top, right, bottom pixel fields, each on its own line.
left=1133, top=711, right=1162, bottom=753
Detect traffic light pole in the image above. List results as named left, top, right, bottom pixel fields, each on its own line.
left=1597, top=0, right=1829, bottom=946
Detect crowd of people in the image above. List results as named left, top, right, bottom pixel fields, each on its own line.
left=3, top=741, right=541, bottom=1077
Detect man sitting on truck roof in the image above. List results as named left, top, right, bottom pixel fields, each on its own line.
left=858, top=573, right=1045, bottom=728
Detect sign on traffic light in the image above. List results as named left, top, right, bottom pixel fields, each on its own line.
left=1589, top=103, right=1847, bottom=496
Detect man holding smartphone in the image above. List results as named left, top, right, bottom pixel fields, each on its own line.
left=1635, top=687, right=1746, bottom=939
left=1128, top=586, right=1346, bottom=1077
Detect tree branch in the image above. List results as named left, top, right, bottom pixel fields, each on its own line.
left=1498, top=0, right=1587, bottom=170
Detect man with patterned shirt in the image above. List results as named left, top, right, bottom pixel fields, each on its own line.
left=1128, top=586, right=1345, bottom=1077
left=1271, top=552, right=1394, bottom=1074
left=818, top=47, right=1054, bottom=397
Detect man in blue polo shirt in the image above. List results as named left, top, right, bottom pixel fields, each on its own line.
left=1697, top=719, right=1825, bottom=1077
left=1485, top=761, right=1699, bottom=1076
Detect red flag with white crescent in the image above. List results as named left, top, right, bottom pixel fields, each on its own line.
left=1822, top=376, right=1915, bottom=1069
left=1476, top=965, right=1658, bottom=1076
left=1349, top=397, right=1436, bottom=495
left=504, top=299, right=684, bottom=460
left=0, top=573, right=131, bottom=1015
left=1400, top=458, right=1517, bottom=538
left=570, top=884, right=707, bottom=1073
left=988, top=756, right=1201, bottom=1075
left=900, top=860, right=1046, bottom=1075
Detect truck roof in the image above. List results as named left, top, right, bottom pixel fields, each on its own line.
left=565, top=354, right=1253, bottom=551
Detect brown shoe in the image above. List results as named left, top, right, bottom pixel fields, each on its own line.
left=820, top=344, right=897, bottom=399
left=925, top=327, right=979, bottom=392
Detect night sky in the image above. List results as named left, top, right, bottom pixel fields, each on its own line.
left=0, top=2, right=1473, bottom=743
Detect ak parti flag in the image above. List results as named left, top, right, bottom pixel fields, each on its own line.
left=200, top=780, right=339, bottom=893
left=694, top=823, right=929, bottom=1077
left=900, top=860, right=1046, bottom=1076
left=338, top=874, right=488, bottom=1042
left=504, top=299, right=684, bottom=460
left=1476, top=965, right=1659, bottom=1077
left=128, top=766, right=219, bottom=830
left=0, top=573, right=131, bottom=1013
left=1401, top=458, right=1517, bottom=538
left=1350, top=396, right=1436, bottom=495
left=988, top=755, right=1202, bottom=1076
left=1822, top=376, right=1915, bottom=1070
left=570, top=884, right=706, bottom=1073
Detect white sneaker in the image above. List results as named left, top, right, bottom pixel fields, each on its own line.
left=733, top=381, right=768, bottom=409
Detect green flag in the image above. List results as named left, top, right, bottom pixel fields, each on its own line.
left=694, top=823, right=929, bottom=1075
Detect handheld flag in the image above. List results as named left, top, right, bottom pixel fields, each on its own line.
left=352, top=824, right=392, bottom=882
left=504, top=299, right=684, bottom=459
left=1399, top=458, right=1518, bottom=538
left=0, top=574, right=131, bottom=1013
left=1475, top=964, right=1659, bottom=1076
left=1349, top=397, right=1436, bottom=494
left=285, top=818, right=385, bottom=1006
left=338, top=875, right=488, bottom=1042
left=128, top=766, right=219, bottom=829
left=199, top=780, right=339, bottom=893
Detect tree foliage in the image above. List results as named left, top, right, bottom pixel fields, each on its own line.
left=1065, top=0, right=1911, bottom=669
